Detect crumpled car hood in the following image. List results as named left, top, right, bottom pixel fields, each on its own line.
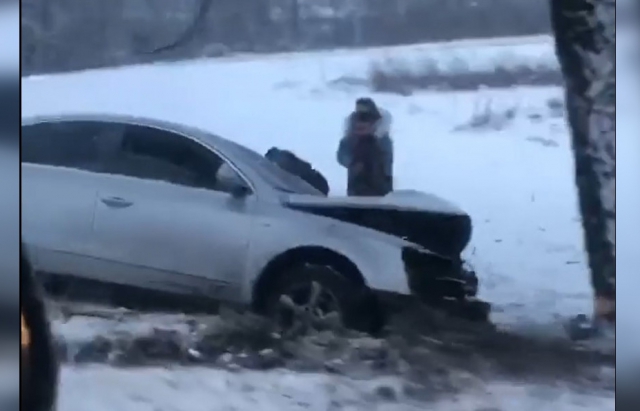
left=284, top=190, right=472, bottom=258
left=286, top=190, right=466, bottom=215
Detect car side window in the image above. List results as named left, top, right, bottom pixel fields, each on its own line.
left=109, top=125, right=245, bottom=194
left=21, top=121, right=105, bottom=172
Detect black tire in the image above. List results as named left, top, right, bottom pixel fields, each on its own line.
left=264, top=264, right=383, bottom=334
left=21, top=247, right=58, bottom=411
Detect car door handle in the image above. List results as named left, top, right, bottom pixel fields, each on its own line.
left=100, top=196, right=133, bottom=209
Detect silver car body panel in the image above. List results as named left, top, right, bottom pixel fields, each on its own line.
left=21, top=114, right=457, bottom=304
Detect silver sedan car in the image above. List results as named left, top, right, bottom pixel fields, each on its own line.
left=21, top=114, right=487, bottom=332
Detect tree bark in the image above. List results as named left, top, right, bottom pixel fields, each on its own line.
left=549, top=0, right=615, bottom=322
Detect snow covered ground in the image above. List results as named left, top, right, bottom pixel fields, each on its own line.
left=60, top=366, right=613, bottom=411
left=21, top=31, right=627, bottom=410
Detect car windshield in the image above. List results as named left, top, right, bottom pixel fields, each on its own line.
left=222, top=140, right=323, bottom=196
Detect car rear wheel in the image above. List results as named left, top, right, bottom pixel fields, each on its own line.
left=264, top=264, right=383, bottom=336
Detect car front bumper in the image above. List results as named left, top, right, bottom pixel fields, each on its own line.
left=372, top=247, right=489, bottom=321
left=401, top=247, right=479, bottom=301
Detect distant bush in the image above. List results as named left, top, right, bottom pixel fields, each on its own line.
left=369, top=58, right=563, bottom=94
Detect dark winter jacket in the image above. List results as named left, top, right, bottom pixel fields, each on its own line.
left=337, top=108, right=393, bottom=196
left=265, top=147, right=329, bottom=195
left=338, top=135, right=392, bottom=196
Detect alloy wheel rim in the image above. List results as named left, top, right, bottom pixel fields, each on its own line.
left=276, top=281, right=342, bottom=336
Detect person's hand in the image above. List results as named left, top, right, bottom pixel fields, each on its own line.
left=353, top=121, right=374, bottom=136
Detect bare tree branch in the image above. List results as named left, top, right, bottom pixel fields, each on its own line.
left=147, top=0, right=214, bottom=54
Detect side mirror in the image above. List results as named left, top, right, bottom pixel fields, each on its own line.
left=216, top=164, right=251, bottom=197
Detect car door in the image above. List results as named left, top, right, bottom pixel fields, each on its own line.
left=90, top=123, right=254, bottom=301
left=21, top=121, right=105, bottom=278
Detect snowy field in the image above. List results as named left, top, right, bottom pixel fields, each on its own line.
left=21, top=30, right=631, bottom=410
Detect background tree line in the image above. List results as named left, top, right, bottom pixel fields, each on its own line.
left=21, top=0, right=551, bottom=75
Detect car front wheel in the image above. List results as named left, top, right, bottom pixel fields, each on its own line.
left=264, top=264, right=383, bottom=336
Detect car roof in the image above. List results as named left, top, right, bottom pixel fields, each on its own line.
left=20, top=113, right=305, bottom=197
left=21, top=113, right=236, bottom=151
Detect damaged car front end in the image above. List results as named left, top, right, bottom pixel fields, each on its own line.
left=283, top=190, right=489, bottom=322
left=397, top=245, right=487, bottom=321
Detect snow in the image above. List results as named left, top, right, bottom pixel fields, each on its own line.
left=20, top=32, right=625, bottom=409
left=52, top=310, right=198, bottom=345
left=59, top=366, right=613, bottom=411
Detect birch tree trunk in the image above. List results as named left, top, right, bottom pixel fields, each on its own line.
left=549, top=0, right=615, bottom=323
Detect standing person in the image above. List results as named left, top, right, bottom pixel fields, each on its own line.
left=336, top=97, right=394, bottom=196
